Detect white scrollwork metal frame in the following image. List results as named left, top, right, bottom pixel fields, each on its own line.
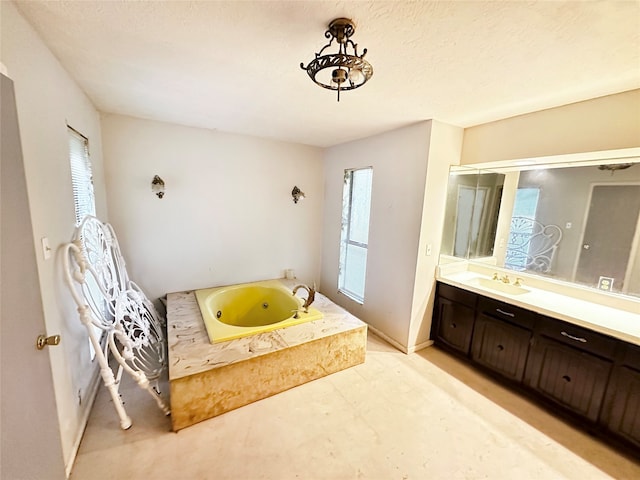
left=63, top=216, right=170, bottom=429
left=505, top=216, right=563, bottom=274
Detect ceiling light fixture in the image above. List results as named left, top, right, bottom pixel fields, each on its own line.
left=300, top=18, right=373, bottom=102
left=597, top=163, right=635, bottom=175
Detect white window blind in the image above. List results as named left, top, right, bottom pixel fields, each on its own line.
left=69, top=126, right=100, bottom=360
left=68, top=126, right=96, bottom=226
left=339, top=167, right=373, bottom=303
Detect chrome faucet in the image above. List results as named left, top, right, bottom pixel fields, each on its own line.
left=292, top=284, right=316, bottom=313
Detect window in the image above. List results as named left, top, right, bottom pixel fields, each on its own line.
left=68, top=126, right=95, bottom=226
left=68, top=126, right=99, bottom=360
left=505, top=187, right=540, bottom=270
left=339, top=167, right=373, bottom=303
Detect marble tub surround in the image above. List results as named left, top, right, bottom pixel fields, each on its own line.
left=167, top=279, right=367, bottom=431
left=437, top=263, right=640, bottom=346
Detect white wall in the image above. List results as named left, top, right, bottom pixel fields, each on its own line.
left=1, top=1, right=107, bottom=472
left=461, top=89, right=640, bottom=165
left=321, top=122, right=432, bottom=349
left=101, top=114, right=324, bottom=300
left=408, top=121, right=464, bottom=350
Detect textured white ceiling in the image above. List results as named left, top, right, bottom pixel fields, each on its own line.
left=13, top=0, right=640, bottom=147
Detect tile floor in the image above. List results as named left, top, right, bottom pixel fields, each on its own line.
left=71, top=333, right=640, bottom=479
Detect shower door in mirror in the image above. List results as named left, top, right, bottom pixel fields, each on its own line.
left=454, top=185, right=485, bottom=257
left=575, top=184, right=640, bottom=295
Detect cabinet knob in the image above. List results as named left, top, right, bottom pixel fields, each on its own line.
left=562, top=375, right=571, bottom=383
left=450, top=323, right=457, bottom=329
left=497, top=344, right=504, bottom=351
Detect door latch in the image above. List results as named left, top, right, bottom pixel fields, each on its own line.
left=36, top=334, right=61, bottom=350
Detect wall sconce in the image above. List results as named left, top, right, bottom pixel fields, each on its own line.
left=291, top=186, right=305, bottom=204
left=151, top=175, right=165, bottom=199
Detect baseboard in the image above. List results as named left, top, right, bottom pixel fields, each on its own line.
left=65, top=364, right=101, bottom=478
left=366, top=324, right=409, bottom=354
left=407, top=339, right=434, bottom=354
left=366, top=324, right=434, bottom=354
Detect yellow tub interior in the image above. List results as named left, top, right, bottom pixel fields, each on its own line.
left=195, top=279, right=323, bottom=344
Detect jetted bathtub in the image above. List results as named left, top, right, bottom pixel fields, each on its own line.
left=195, top=279, right=323, bottom=343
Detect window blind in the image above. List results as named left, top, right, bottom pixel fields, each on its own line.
left=68, top=126, right=96, bottom=226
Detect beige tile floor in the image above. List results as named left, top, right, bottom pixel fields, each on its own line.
left=71, top=333, right=640, bottom=479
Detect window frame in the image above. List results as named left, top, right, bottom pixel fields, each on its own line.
left=68, top=125, right=100, bottom=360
left=338, top=167, right=373, bottom=304
left=68, top=125, right=96, bottom=227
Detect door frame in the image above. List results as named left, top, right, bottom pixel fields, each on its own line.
left=571, top=181, right=640, bottom=294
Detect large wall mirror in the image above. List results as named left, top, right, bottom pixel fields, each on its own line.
left=440, top=155, right=640, bottom=299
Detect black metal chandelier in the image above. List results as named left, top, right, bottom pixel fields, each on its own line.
left=300, top=18, right=373, bottom=102
left=597, top=163, right=635, bottom=173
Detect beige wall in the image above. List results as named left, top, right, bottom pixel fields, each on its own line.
left=1, top=1, right=107, bottom=471
left=321, top=122, right=432, bottom=349
left=408, top=121, right=464, bottom=350
left=101, top=114, right=324, bottom=300
left=462, top=89, right=640, bottom=165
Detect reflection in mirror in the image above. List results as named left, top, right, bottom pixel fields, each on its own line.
left=440, top=158, right=640, bottom=298
left=440, top=167, right=505, bottom=261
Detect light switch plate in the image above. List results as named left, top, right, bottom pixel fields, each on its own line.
left=41, top=237, right=52, bottom=260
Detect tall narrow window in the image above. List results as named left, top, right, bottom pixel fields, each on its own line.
left=339, top=167, right=373, bottom=303
left=505, top=187, right=540, bottom=271
left=69, top=126, right=99, bottom=360
left=68, top=126, right=95, bottom=226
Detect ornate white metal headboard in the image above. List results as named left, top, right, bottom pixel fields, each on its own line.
left=63, top=216, right=170, bottom=429
left=505, top=216, right=563, bottom=274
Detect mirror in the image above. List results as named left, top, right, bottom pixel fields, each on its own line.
left=440, top=157, right=640, bottom=298
left=440, top=168, right=505, bottom=260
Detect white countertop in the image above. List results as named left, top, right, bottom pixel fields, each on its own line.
left=437, top=269, right=640, bottom=346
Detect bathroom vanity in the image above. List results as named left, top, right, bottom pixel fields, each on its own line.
left=432, top=270, right=640, bottom=454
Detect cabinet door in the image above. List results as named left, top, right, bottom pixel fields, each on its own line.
left=525, top=336, right=612, bottom=422
left=602, top=366, right=640, bottom=448
left=471, top=314, right=531, bottom=382
left=435, top=297, right=475, bottom=355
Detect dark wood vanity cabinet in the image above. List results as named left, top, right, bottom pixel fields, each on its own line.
left=432, top=281, right=638, bottom=454
left=601, top=344, right=640, bottom=448
left=524, top=316, right=616, bottom=422
left=471, top=297, right=534, bottom=382
left=432, top=283, right=477, bottom=355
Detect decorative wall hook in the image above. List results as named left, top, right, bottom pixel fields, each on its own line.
left=292, top=186, right=305, bottom=204
left=151, top=175, right=165, bottom=199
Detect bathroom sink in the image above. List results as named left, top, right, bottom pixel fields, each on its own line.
left=472, top=277, right=530, bottom=295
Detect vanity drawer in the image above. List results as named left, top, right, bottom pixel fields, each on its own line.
left=477, top=296, right=535, bottom=330
left=536, top=316, right=618, bottom=360
left=621, top=343, right=640, bottom=370
left=437, top=282, right=477, bottom=308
